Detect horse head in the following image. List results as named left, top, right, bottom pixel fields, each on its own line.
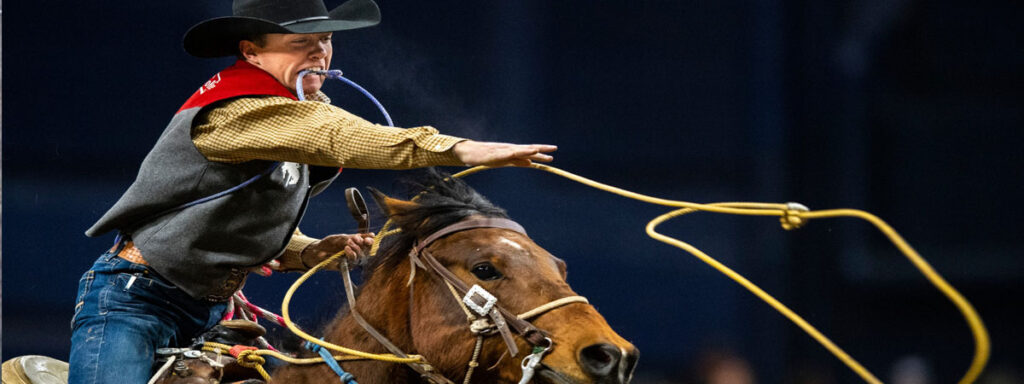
left=276, top=171, right=638, bottom=383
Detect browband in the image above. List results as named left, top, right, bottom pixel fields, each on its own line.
left=412, top=218, right=526, bottom=256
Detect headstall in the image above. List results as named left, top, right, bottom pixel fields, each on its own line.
left=342, top=189, right=587, bottom=384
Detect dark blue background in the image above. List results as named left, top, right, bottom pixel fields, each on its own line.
left=3, top=1, right=1022, bottom=382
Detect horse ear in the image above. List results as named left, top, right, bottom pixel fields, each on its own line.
left=367, top=187, right=419, bottom=217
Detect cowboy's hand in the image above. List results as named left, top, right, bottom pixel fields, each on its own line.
left=301, top=233, right=375, bottom=270
left=452, top=140, right=557, bottom=167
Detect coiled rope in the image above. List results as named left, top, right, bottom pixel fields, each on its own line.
left=358, top=164, right=989, bottom=384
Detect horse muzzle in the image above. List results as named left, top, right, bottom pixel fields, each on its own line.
left=539, top=342, right=639, bottom=384
left=580, top=343, right=639, bottom=383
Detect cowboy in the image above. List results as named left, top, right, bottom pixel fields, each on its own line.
left=68, top=0, right=556, bottom=382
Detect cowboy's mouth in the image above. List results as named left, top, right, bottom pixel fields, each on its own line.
left=299, top=66, right=326, bottom=76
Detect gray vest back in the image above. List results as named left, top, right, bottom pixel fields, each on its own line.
left=86, top=106, right=337, bottom=300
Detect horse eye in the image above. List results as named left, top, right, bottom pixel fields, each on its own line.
left=471, top=263, right=503, bottom=281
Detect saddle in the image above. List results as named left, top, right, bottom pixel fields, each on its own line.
left=151, top=320, right=269, bottom=384
left=1, top=355, right=68, bottom=384
left=0, top=320, right=270, bottom=384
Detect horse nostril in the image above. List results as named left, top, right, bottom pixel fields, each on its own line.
left=579, top=343, right=622, bottom=377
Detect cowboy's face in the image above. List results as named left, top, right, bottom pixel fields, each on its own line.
left=240, top=32, right=333, bottom=96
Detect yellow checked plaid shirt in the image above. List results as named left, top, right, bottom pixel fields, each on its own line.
left=191, top=92, right=466, bottom=259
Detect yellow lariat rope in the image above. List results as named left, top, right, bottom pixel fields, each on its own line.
left=447, top=164, right=988, bottom=383
left=284, top=163, right=988, bottom=383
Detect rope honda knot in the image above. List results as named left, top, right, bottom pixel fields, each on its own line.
left=780, top=202, right=810, bottom=230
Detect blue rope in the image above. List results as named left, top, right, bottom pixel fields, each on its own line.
left=171, top=162, right=281, bottom=210
left=296, top=69, right=394, bottom=126
left=114, top=162, right=280, bottom=245
left=305, top=339, right=358, bottom=383
left=331, top=75, right=394, bottom=127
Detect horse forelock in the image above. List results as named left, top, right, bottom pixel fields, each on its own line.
left=363, top=169, right=509, bottom=281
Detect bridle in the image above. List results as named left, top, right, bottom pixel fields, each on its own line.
left=408, top=217, right=591, bottom=384
left=412, top=218, right=560, bottom=354
left=340, top=191, right=588, bottom=384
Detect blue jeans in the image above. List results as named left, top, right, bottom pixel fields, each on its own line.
left=68, top=248, right=227, bottom=384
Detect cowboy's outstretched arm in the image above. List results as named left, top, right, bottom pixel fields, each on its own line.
left=192, top=95, right=554, bottom=169
left=192, top=95, right=463, bottom=168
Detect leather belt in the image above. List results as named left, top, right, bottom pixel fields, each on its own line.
left=112, top=241, right=150, bottom=266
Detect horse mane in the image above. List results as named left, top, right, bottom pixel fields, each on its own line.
left=363, top=168, right=509, bottom=279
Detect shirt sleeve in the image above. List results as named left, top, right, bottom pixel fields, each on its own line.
left=191, top=93, right=466, bottom=168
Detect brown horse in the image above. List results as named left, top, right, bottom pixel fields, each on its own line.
left=274, top=171, right=639, bottom=383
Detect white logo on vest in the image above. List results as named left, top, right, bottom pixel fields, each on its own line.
left=199, top=73, right=222, bottom=94
left=280, top=162, right=301, bottom=186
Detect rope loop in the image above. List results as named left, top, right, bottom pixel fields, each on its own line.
left=280, top=164, right=988, bottom=384
left=440, top=164, right=989, bottom=384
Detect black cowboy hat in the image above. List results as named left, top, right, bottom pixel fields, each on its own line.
left=183, top=0, right=381, bottom=58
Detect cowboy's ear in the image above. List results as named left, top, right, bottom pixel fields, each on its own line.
left=238, top=40, right=259, bottom=63
left=368, top=187, right=419, bottom=218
